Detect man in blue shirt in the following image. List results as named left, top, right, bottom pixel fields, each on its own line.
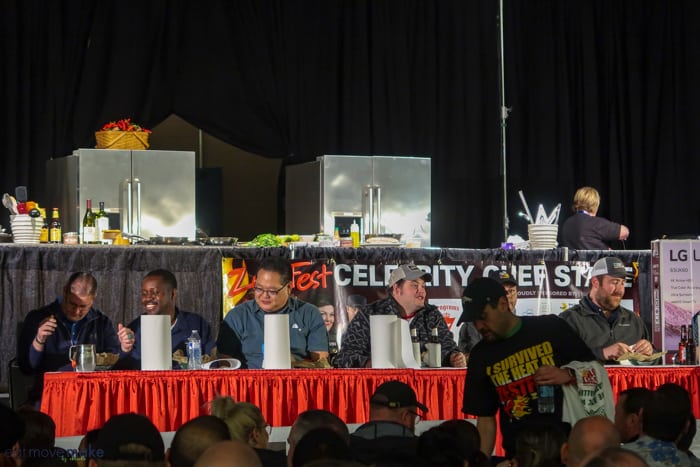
left=118, top=269, right=216, bottom=368
left=216, top=256, right=329, bottom=368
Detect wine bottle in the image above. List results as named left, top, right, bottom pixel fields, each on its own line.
left=95, top=201, right=109, bottom=243
left=410, top=327, right=421, bottom=365
left=678, top=325, right=688, bottom=365
left=49, top=208, right=62, bottom=243
left=82, top=199, right=96, bottom=244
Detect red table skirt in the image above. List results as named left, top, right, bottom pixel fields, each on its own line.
left=42, top=366, right=700, bottom=439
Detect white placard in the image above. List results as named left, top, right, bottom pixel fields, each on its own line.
left=263, top=314, right=291, bottom=369
left=370, top=315, right=397, bottom=368
left=140, top=315, right=172, bottom=370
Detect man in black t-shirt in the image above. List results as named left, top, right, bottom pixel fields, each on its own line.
left=459, top=278, right=596, bottom=458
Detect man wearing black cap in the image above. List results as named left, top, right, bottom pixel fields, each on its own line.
left=458, top=270, right=518, bottom=355
left=335, top=264, right=465, bottom=368
left=350, top=380, right=427, bottom=465
left=90, top=413, right=165, bottom=465
left=460, top=277, right=595, bottom=458
left=559, top=256, right=653, bottom=361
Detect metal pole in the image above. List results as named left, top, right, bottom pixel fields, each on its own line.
left=498, top=0, right=510, bottom=242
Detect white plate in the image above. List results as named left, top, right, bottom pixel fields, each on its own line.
left=360, top=243, right=403, bottom=247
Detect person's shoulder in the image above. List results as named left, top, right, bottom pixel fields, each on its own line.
left=126, top=314, right=141, bottom=329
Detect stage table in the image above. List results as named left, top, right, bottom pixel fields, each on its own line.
left=42, top=366, right=700, bottom=439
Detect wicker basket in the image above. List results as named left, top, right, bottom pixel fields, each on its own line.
left=95, top=131, right=150, bottom=150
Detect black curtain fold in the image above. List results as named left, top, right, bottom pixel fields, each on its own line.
left=2, top=0, right=700, bottom=248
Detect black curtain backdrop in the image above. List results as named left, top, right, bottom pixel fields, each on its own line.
left=2, top=0, right=700, bottom=249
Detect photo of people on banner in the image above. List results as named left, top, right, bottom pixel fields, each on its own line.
left=221, top=256, right=644, bottom=365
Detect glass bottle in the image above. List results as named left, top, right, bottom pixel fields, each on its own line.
left=678, top=325, right=688, bottom=365
left=350, top=221, right=360, bottom=248
left=425, top=327, right=441, bottom=368
left=39, top=208, right=49, bottom=243
left=82, top=199, right=96, bottom=244
left=49, top=208, right=62, bottom=243
left=686, top=321, right=696, bottom=365
left=95, top=201, right=109, bottom=243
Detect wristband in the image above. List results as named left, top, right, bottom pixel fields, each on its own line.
left=35, top=336, right=46, bottom=345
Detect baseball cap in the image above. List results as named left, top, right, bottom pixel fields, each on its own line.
left=388, top=264, right=432, bottom=287
left=94, top=413, right=165, bottom=461
left=489, top=269, right=517, bottom=286
left=370, top=380, right=428, bottom=413
left=590, top=257, right=628, bottom=279
left=457, top=277, right=506, bottom=325
left=347, top=294, right=367, bottom=307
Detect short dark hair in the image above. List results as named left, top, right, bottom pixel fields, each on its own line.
left=289, top=410, right=349, bottom=446
left=643, top=384, right=691, bottom=441
left=258, top=256, right=292, bottom=284
left=17, top=407, right=56, bottom=450
left=618, top=387, right=653, bottom=415
left=144, top=269, right=178, bottom=290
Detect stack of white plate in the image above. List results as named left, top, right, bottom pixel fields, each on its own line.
left=11, top=214, right=42, bottom=244
left=528, top=223, right=559, bottom=249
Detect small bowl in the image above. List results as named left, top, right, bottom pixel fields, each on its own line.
left=207, top=237, right=238, bottom=246
left=63, top=232, right=79, bottom=244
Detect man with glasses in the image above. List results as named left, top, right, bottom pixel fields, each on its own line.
left=350, top=380, right=426, bottom=465
left=459, top=269, right=518, bottom=357
left=216, top=256, right=328, bottom=368
left=335, top=263, right=466, bottom=368
left=558, top=257, right=653, bottom=362
left=117, top=269, right=216, bottom=368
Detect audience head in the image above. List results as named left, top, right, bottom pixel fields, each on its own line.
left=90, top=413, right=165, bottom=466
left=254, top=257, right=293, bottom=313
left=142, top=269, right=178, bottom=316
left=513, top=423, right=566, bottom=467
left=0, top=404, right=24, bottom=455
left=287, top=409, right=349, bottom=467
left=168, top=415, right=231, bottom=467
left=438, top=419, right=481, bottom=451
left=417, top=423, right=489, bottom=467
left=643, top=383, right=691, bottom=442
left=676, top=411, right=697, bottom=453
left=582, top=446, right=648, bottom=467
left=194, top=440, right=262, bottom=467
left=17, top=407, right=56, bottom=450
left=368, top=380, right=427, bottom=432
left=291, top=428, right=352, bottom=467
left=209, top=396, right=270, bottom=449
left=561, top=416, right=620, bottom=467
left=614, top=387, right=652, bottom=443
left=62, top=272, right=98, bottom=322
left=572, top=186, right=600, bottom=214
left=77, top=429, right=101, bottom=467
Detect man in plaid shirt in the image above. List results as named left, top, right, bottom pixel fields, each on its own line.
left=334, top=264, right=466, bottom=368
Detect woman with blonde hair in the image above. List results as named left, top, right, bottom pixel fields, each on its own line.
left=561, top=186, right=630, bottom=250
left=209, top=396, right=286, bottom=466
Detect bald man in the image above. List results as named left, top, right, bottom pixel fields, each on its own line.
left=561, top=416, right=621, bottom=467
left=195, top=441, right=262, bottom=467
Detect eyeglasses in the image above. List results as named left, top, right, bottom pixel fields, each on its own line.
left=408, top=410, right=421, bottom=424
left=253, top=283, right=288, bottom=297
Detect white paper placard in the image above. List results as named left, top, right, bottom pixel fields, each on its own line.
left=140, top=315, right=172, bottom=370
left=263, top=314, right=291, bottom=369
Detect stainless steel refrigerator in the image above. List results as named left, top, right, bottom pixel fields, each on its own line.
left=285, top=155, right=431, bottom=246
left=46, top=149, right=196, bottom=239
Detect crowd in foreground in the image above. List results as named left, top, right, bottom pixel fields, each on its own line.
left=0, top=379, right=698, bottom=467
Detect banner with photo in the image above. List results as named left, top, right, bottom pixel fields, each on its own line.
left=222, top=255, right=645, bottom=349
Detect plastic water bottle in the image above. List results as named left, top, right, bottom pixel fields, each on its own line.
left=537, top=384, right=555, bottom=414
left=187, top=330, right=202, bottom=370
